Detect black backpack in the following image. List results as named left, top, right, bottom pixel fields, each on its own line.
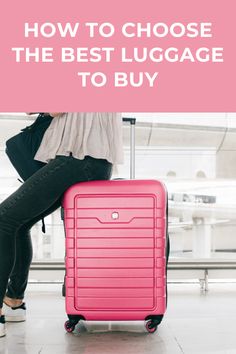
left=5, top=113, right=53, bottom=181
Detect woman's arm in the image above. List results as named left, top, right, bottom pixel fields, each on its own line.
left=49, top=112, right=65, bottom=117
left=26, top=112, right=65, bottom=117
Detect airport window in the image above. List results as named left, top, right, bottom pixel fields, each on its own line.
left=1, top=113, right=236, bottom=270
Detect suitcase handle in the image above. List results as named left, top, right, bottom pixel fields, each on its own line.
left=122, top=117, right=136, bottom=125
left=122, top=117, right=136, bottom=179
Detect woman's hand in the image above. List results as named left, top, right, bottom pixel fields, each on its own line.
left=26, top=112, right=65, bottom=117
left=49, top=112, right=65, bottom=117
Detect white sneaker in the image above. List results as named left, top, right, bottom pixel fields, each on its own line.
left=0, top=315, right=6, bottom=337
left=3, top=302, right=26, bottom=322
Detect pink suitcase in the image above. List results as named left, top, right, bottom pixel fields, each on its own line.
left=61, top=118, right=169, bottom=333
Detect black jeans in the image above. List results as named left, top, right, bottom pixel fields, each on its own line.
left=0, top=155, right=112, bottom=308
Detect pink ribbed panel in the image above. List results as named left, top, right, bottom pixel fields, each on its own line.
left=62, top=180, right=167, bottom=321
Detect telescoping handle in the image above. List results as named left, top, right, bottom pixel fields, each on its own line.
left=122, top=117, right=136, bottom=179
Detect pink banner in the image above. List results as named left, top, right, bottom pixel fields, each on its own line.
left=0, top=0, right=235, bottom=111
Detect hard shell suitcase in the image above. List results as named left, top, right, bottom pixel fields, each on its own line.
left=62, top=118, right=169, bottom=333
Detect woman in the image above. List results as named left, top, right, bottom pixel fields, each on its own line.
left=0, top=112, right=123, bottom=337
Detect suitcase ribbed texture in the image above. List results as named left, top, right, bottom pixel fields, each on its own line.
left=63, top=179, right=167, bottom=321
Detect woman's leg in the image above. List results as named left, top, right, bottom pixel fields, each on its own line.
left=5, top=198, right=62, bottom=305
left=4, top=227, right=32, bottom=307
left=0, top=155, right=112, bottom=310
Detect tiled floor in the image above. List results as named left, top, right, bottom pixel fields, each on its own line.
left=1, top=283, right=236, bottom=354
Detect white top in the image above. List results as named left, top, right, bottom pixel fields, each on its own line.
left=34, top=112, right=124, bottom=164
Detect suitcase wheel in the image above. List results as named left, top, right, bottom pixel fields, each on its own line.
left=145, top=320, right=158, bottom=334
left=64, top=320, right=76, bottom=333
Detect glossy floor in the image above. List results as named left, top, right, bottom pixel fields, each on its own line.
left=0, top=283, right=236, bottom=354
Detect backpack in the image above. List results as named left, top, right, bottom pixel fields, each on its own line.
left=5, top=113, right=53, bottom=181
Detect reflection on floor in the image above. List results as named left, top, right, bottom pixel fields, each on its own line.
left=1, top=283, right=236, bottom=354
